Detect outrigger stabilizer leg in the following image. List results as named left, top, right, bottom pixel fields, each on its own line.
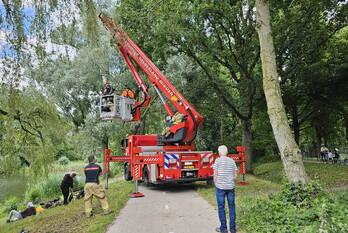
left=129, top=180, right=144, bottom=198
left=236, top=174, right=250, bottom=185
left=104, top=172, right=109, bottom=190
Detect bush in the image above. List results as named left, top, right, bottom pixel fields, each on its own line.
left=1, top=197, right=20, bottom=213
left=277, top=181, right=325, bottom=208
left=25, top=174, right=64, bottom=203
left=25, top=173, right=85, bottom=203
left=56, top=142, right=81, bottom=161
left=239, top=181, right=348, bottom=233
left=58, top=156, right=70, bottom=165
left=25, top=187, right=42, bottom=204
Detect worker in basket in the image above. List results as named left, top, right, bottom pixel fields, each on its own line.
left=101, top=80, right=116, bottom=113
left=121, top=86, right=135, bottom=99
left=102, top=80, right=114, bottom=95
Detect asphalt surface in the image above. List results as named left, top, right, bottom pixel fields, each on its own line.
left=106, top=183, right=220, bottom=233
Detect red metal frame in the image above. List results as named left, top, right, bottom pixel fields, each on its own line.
left=99, top=13, right=249, bottom=185
left=104, top=138, right=247, bottom=184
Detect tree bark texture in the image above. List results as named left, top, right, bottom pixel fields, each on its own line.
left=242, top=119, right=253, bottom=172
left=101, top=135, right=109, bottom=157
left=344, top=115, right=348, bottom=142
left=291, top=105, right=300, bottom=144
left=239, top=78, right=254, bottom=172
left=255, top=0, right=308, bottom=183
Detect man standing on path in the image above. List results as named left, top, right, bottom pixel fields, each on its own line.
left=213, top=145, right=238, bottom=233
left=60, top=172, right=77, bottom=205
left=84, top=155, right=111, bottom=217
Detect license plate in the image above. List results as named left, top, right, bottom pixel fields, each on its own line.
left=184, top=165, right=195, bottom=169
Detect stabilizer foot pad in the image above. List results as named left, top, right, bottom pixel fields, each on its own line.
left=129, top=192, right=145, bottom=198
left=236, top=182, right=250, bottom=185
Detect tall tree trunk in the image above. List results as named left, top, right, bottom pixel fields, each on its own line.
left=291, top=105, right=300, bottom=144
left=239, top=78, right=254, bottom=172
left=101, top=135, right=109, bottom=157
left=344, top=115, right=348, bottom=142
left=255, top=0, right=308, bottom=183
left=242, top=119, right=253, bottom=172
left=315, top=125, right=322, bottom=155
left=220, top=118, right=223, bottom=141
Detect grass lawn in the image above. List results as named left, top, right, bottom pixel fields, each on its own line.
left=0, top=180, right=133, bottom=233
left=195, top=175, right=281, bottom=232
left=253, top=161, right=348, bottom=188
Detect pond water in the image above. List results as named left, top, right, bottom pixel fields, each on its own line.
left=0, top=175, right=28, bottom=203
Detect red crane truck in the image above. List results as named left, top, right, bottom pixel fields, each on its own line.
left=98, top=13, right=248, bottom=190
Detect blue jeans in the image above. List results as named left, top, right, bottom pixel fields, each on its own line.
left=216, top=188, right=236, bottom=232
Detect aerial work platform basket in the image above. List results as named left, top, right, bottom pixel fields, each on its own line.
left=100, top=94, right=135, bottom=121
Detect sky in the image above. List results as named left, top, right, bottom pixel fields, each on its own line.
left=0, top=3, right=35, bottom=55
left=0, top=1, right=79, bottom=84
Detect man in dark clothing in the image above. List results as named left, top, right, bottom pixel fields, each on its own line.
left=60, top=172, right=77, bottom=205
left=84, top=155, right=111, bottom=217
left=6, top=202, right=36, bottom=223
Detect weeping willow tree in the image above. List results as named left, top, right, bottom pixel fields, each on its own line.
left=0, top=0, right=103, bottom=175
left=0, top=86, right=70, bottom=175
left=0, top=0, right=100, bottom=80
left=0, top=0, right=133, bottom=174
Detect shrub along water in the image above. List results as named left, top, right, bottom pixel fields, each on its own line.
left=24, top=173, right=84, bottom=203
left=239, top=181, right=348, bottom=233
left=57, top=156, right=70, bottom=165
left=1, top=197, right=21, bottom=215
left=1, top=160, right=120, bottom=221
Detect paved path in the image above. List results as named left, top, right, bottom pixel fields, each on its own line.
left=106, top=183, right=219, bottom=233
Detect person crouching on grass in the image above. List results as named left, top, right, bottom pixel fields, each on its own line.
left=213, top=145, right=238, bottom=233
left=84, top=155, right=112, bottom=217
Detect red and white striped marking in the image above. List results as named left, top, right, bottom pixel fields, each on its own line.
left=143, top=157, right=160, bottom=163
left=134, top=164, right=140, bottom=179
left=200, top=153, right=214, bottom=167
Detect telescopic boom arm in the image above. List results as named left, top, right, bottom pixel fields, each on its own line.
left=99, top=13, right=203, bottom=143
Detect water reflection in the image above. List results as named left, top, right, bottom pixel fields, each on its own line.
left=0, top=175, right=28, bottom=202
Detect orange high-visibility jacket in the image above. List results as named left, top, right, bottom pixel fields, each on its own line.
left=121, top=90, right=135, bottom=98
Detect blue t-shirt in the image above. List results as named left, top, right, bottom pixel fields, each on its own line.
left=84, top=163, right=102, bottom=184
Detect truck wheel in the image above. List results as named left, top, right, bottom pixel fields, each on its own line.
left=124, top=163, right=132, bottom=181
left=142, top=166, right=150, bottom=186
left=206, top=179, right=214, bottom=186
